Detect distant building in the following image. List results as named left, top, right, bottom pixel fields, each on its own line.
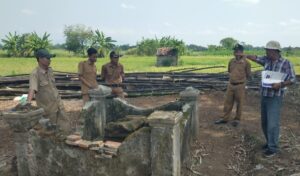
left=156, top=47, right=179, bottom=67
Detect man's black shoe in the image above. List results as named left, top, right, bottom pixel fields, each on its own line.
left=262, top=144, right=268, bottom=150
left=264, top=150, right=276, bottom=158
left=214, top=119, right=227, bottom=124
left=231, top=120, right=240, bottom=127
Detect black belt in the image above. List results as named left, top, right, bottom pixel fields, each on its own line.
left=109, top=84, right=122, bottom=88
left=230, top=82, right=244, bottom=85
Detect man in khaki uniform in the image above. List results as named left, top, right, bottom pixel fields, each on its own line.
left=101, top=51, right=125, bottom=98
left=78, top=48, right=98, bottom=103
left=215, top=44, right=251, bottom=127
left=27, top=49, right=66, bottom=124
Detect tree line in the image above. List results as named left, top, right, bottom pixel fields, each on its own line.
left=1, top=24, right=300, bottom=57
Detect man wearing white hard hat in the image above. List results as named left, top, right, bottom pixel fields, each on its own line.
left=246, top=41, right=296, bottom=157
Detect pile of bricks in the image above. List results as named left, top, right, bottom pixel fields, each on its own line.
left=97, top=141, right=122, bottom=158
left=65, top=134, right=104, bottom=149
left=65, top=134, right=122, bottom=159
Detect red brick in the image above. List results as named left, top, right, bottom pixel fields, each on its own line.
left=65, top=140, right=78, bottom=146
left=66, top=135, right=81, bottom=142
left=76, top=140, right=92, bottom=149
left=104, top=141, right=121, bottom=149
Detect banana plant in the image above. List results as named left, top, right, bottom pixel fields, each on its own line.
left=26, top=32, right=51, bottom=56
left=1, top=32, right=19, bottom=56
left=92, top=29, right=116, bottom=57
left=1, top=32, right=51, bottom=57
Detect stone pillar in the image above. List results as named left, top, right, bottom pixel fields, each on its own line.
left=179, top=87, right=200, bottom=139
left=88, top=85, right=112, bottom=102
left=148, top=111, right=183, bottom=176
left=3, top=108, right=44, bottom=176
left=179, top=87, right=200, bottom=166
left=82, top=85, right=111, bottom=140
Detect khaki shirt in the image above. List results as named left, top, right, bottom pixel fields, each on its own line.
left=228, top=58, right=251, bottom=84
left=101, top=62, right=124, bottom=84
left=29, top=67, right=63, bottom=115
left=78, top=60, right=98, bottom=94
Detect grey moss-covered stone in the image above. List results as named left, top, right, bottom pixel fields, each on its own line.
left=2, top=108, right=44, bottom=176
left=82, top=101, right=106, bottom=140
left=88, top=85, right=112, bottom=100
left=6, top=86, right=201, bottom=176
left=3, top=108, right=44, bottom=132
left=105, top=115, right=147, bottom=139
left=26, top=127, right=151, bottom=176
left=148, top=111, right=182, bottom=176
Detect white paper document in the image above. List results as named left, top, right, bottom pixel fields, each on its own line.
left=261, top=71, right=287, bottom=88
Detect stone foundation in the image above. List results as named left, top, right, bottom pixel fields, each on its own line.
left=3, top=86, right=200, bottom=176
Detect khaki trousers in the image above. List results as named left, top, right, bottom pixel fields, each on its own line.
left=44, top=107, right=70, bottom=130
left=222, top=83, right=246, bottom=121
left=111, top=87, right=125, bottom=99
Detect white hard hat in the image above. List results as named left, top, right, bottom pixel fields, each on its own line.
left=265, top=40, right=281, bottom=51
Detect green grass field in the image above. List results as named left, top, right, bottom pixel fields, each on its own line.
left=0, top=55, right=299, bottom=76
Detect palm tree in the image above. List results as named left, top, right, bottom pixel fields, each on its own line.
left=92, top=30, right=116, bottom=57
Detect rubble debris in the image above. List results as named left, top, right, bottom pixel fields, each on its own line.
left=89, top=147, right=101, bottom=151
left=65, top=134, right=105, bottom=151
left=98, top=147, right=117, bottom=157
left=92, top=141, right=122, bottom=157
left=90, top=141, right=104, bottom=148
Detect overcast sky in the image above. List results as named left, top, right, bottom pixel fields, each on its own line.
left=1, top=0, right=300, bottom=47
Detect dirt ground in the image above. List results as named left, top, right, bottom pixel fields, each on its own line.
left=0, top=91, right=299, bottom=176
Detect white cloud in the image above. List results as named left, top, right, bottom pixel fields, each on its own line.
left=279, top=18, right=300, bottom=26
left=148, top=29, right=158, bottom=35
left=121, top=3, right=136, bottom=9
left=217, top=26, right=229, bottom=32
left=163, top=22, right=173, bottom=27
left=223, top=0, right=260, bottom=5
left=20, top=9, right=35, bottom=15
left=279, top=22, right=288, bottom=26
left=103, top=28, right=136, bottom=36
left=234, top=29, right=249, bottom=34
left=196, top=29, right=215, bottom=35
left=244, top=22, right=268, bottom=29
left=246, top=22, right=255, bottom=26
left=289, top=18, right=300, bottom=24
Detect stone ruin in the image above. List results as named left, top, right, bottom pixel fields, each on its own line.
left=2, top=86, right=200, bottom=176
